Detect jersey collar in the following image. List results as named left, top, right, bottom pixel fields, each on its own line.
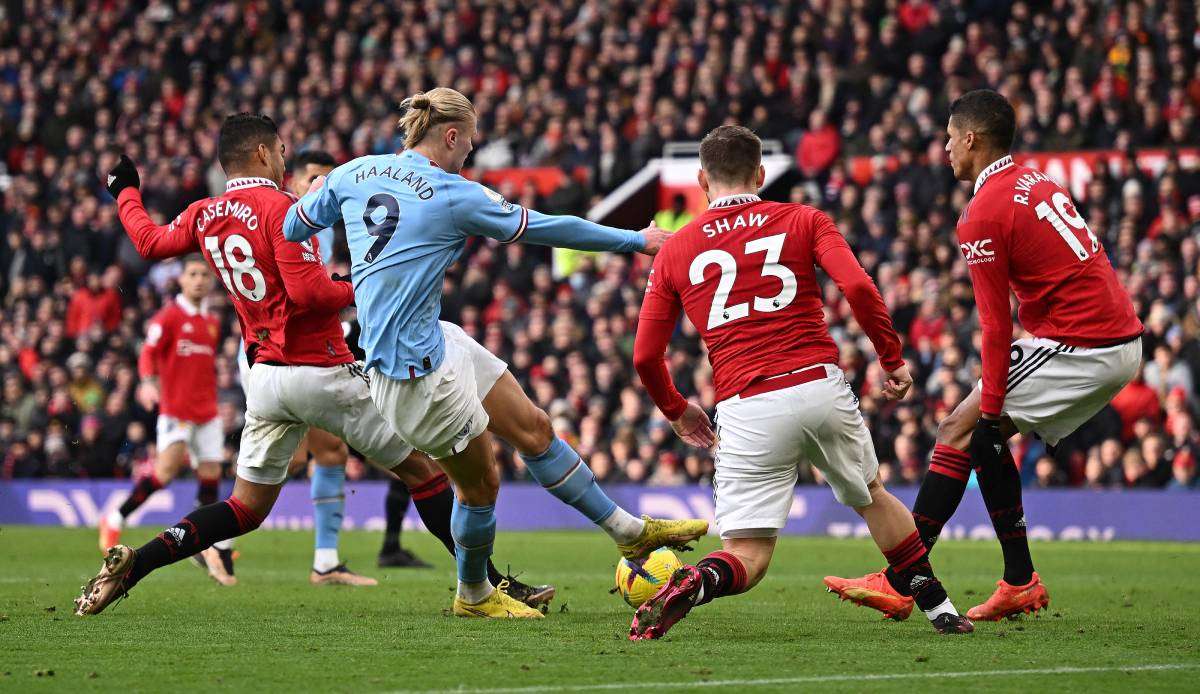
left=708, top=193, right=761, bottom=209
left=973, top=155, right=1014, bottom=194
left=175, top=294, right=207, bottom=316
left=225, top=177, right=279, bottom=192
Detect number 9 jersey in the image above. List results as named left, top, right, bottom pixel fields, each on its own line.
left=957, top=156, right=1143, bottom=417
left=114, top=178, right=355, bottom=368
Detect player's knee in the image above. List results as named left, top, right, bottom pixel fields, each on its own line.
left=457, top=467, right=500, bottom=507
left=313, top=440, right=348, bottom=468
left=935, top=410, right=972, bottom=447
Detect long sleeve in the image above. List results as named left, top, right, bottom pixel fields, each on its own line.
left=284, top=176, right=340, bottom=242
left=138, top=315, right=168, bottom=379
left=445, top=175, right=645, bottom=252
left=271, top=225, right=354, bottom=312
left=633, top=256, right=688, bottom=420
left=959, top=219, right=1013, bottom=417
left=812, top=213, right=904, bottom=371
left=116, top=189, right=200, bottom=259
left=519, top=210, right=645, bottom=253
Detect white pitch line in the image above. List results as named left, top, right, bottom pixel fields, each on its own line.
left=401, top=663, right=1200, bottom=694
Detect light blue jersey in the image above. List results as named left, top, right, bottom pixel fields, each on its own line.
left=283, top=149, right=645, bottom=380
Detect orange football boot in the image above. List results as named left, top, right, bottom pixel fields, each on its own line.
left=98, top=516, right=121, bottom=553
left=823, top=570, right=914, bottom=621
left=966, top=571, right=1049, bottom=621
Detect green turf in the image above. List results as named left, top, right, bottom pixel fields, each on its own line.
left=1, top=527, right=1198, bottom=692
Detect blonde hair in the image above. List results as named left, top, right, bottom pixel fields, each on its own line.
left=398, top=88, right=476, bottom=149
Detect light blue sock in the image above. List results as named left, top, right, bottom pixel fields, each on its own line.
left=311, top=465, right=345, bottom=554
left=521, top=438, right=618, bottom=524
left=450, top=500, right=495, bottom=584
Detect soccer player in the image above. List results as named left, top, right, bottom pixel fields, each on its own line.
left=289, top=150, right=430, bottom=571
left=827, top=90, right=1143, bottom=621
left=98, top=254, right=236, bottom=586
left=75, top=114, right=546, bottom=616
left=627, top=125, right=974, bottom=639
left=283, top=88, right=708, bottom=619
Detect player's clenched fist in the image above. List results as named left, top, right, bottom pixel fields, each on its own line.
left=105, top=154, right=141, bottom=199
left=637, top=221, right=670, bottom=256
left=670, top=402, right=716, bottom=448
left=881, top=364, right=913, bottom=401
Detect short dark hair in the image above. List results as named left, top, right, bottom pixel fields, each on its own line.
left=699, top=125, right=762, bottom=185
left=218, top=113, right=279, bottom=170
left=182, top=253, right=207, bottom=269
left=948, top=89, right=1016, bottom=152
left=291, top=150, right=336, bottom=171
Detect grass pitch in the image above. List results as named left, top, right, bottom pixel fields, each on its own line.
left=1, top=527, right=1198, bottom=692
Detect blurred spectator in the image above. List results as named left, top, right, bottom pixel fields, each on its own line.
left=654, top=194, right=694, bottom=233
left=0, top=0, right=1195, bottom=494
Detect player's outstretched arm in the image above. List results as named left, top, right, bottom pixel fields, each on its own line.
left=105, top=154, right=200, bottom=260
left=271, top=205, right=355, bottom=312
left=446, top=176, right=662, bottom=254
left=521, top=210, right=659, bottom=254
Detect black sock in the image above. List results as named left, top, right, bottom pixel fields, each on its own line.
left=883, top=530, right=949, bottom=612
left=911, top=443, right=972, bottom=550
left=128, top=498, right=261, bottom=587
left=118, top=474, right=164, bottom=518
left=695, top=551, right=747, bottom=606
left=381, top=477, right=411, bottom=554
left=196, top=477, right=219, bottom=507
left=976, top=450, right=1035, bottom=585
left=409, top=478, right=506, bottom=585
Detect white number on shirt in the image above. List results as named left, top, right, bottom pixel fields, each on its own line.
left=688, top=233, right=797, bottom=330
left=1035, top=191, right=1099, bottom=261
left=205, top=234, right=266, bottom=301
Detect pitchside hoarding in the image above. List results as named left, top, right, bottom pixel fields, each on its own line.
left=1, top=481, right=1196, bottom=542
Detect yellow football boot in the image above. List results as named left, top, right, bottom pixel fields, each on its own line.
left=452, top=587, right=545, bottom=619
left=617, top=515, right=709, bottom=560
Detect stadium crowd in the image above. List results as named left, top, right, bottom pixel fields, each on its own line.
left=0, top=0, right=1197, bottom=491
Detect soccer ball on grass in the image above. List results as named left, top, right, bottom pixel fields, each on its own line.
left=613, top=548, right=683, bottom=608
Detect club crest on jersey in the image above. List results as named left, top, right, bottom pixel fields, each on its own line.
left=482, top=186, right=514, bottom=213
left=960, top=239, right=995, bottom=264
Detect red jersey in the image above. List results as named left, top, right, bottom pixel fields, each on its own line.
left=635, top=194, right=904, bottom=418
left=958, top=156, right=1143, bottom=416
left=117, top=177, right=354, bottom=367
left=139, top=295, right=219, bottom=422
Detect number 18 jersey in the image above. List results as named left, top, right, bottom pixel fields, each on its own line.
left=115, top=178, right=354, bottom=367
left=640, top=194, right=904, bottom=403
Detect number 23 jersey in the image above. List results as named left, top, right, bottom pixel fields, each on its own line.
left=115, top=178, right=354, bottom=367
left=640, top=194, right=903, bottom=404
left=957, top=156, right=1142, bottom=415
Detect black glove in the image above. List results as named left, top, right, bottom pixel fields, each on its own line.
left=332, top=272, right=355, bottom=306
left=105, top=154, right=140, bottom=199
left=968, top=417, right=1005, bottom=474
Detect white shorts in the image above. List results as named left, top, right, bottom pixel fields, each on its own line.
left=369, top=321, right=508, bottom=459
left=236, top=361, right=414, bottom=485
left=998, top=336, right=1143, bottom=446
left=713, top=364, right=878, bottom=539
left=157, top=415, right=223, bottom=465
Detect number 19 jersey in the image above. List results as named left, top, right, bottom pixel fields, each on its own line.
left=957, top=156, right=1142, bottom=415
left=115, top=178, right=354, bottom=367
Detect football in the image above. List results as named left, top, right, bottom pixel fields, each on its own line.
left=614, top=548, right=684, bottom=608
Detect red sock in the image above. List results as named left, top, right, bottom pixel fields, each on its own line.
left=695, top=550, right=748, bottom=605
